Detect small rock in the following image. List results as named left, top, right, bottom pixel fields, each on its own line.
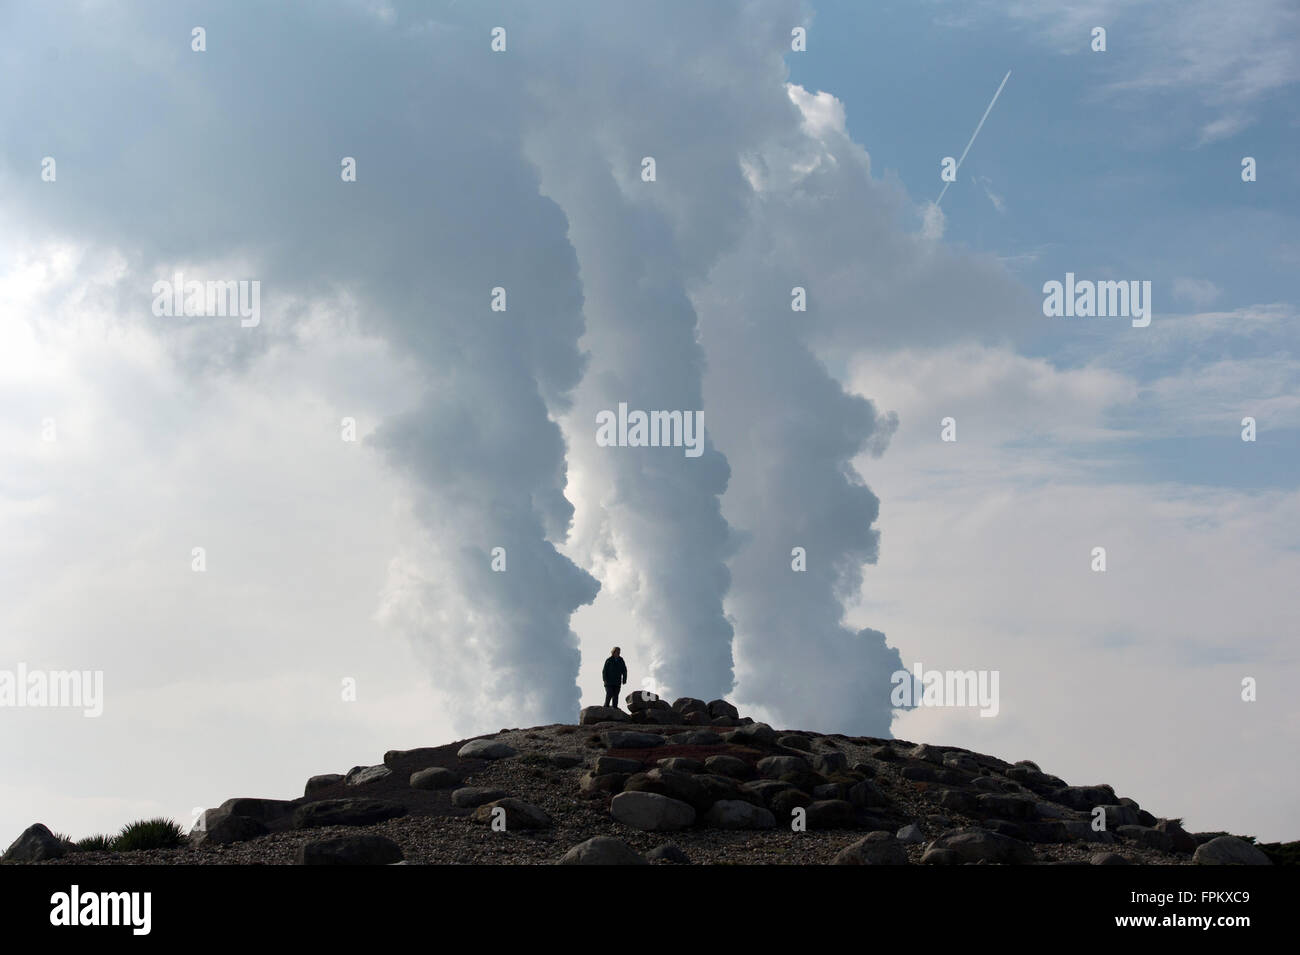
left=1090, top=852, right=1129, bottom=865
left=451, top=787, right=510, bottom=808
left=779, top=735, right=813, bottom=751
left=646, top=843, right=691, bottom=864
left=558, top=836, right=648, bottom=865
left=896, top=823, right=925, bottom=844
left=471, top=798, right=552, bottom=830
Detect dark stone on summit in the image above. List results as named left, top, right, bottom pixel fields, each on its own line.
left=646, top=843, right=691, bottom=864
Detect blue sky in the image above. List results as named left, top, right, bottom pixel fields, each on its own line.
left=790, top=0, right=1300, bottom=495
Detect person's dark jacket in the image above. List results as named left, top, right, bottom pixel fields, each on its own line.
left=602, top=655, right=627, bottom=686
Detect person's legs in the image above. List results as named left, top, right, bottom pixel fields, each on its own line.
left=604, top=684, right=618, bottom=707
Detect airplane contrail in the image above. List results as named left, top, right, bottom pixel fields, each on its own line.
left=936, top=70, right=1011, bottom=206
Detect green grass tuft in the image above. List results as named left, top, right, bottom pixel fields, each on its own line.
left=112, top=817, right=186, bottom=852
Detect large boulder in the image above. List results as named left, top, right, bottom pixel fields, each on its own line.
left=1154, top=819, right=1199, bottom=854
left=383, top=747, right=444, bottom=768
left=304, top=774, right=344, bottom=797
left=665, top=731, right=725, bottom=747
left=457, top=739, right=518, bottom=760
left=1117, top=825, right=1175, bottom=852
left=706, top=699, right=739, bottom=720
left=1050, top=785, right=1117, bottom=812
left=471, top=798, right=552, bottom=830
left=579, top=772, right=629, bottom=796
left=1193, top=836, right=1272, bottom=865
left=292, top=799, right=407, bottom=829
left=833, top=831, right=909, bottom=865
left=657, top=757, right=704, bottom=773
left=804, top=800, right=861, bottom=829
left=580, top=706, right=629, bottom=725
left=217, top=797, right=295, bottom=824
left=703, top=800, right=776, bottom=830
left=190, top=810, right=268, bottom=847
left=848, top=780, right=890, bottom=809
left=671, top=697, right=709, bottom=716
left=727, top=722, right=777, bottom=745
left=595, top=756, right=644, bottom=775
left=926, top=827, right=1036, bottom=865
left=558, top=836, right=648, bottom=865
left=2, top=823, right=67, bottom=863
left=812, top=752, right=849, bottom=775
left=757, top=755, right=811, bottom=779
left=345, top=764, right=393, bottom=787
left=625, top=769, right=711, bottom=812
left=626, top=691, right=671, bottom=714
left=704, top=755, right=753, bottom=779
left=974, top=793, right=1039, bottom=820
left=410, top=767, right=461, bottom=790
left=297, top=835, right=403, bottom=865
left=696, top=774, right=763, bottom=807
left=610, top=791, right=695, bottom=831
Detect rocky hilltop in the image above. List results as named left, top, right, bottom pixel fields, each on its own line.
left=2, top=694, right=1280, bottom=865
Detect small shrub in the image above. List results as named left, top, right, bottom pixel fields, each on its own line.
left=113, top=818, right=185, bottom=852
left=71, top=834, right=114, bottom=853
left=517, top=752, right=552, bottom=766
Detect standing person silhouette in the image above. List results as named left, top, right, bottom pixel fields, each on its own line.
left=602, top=647, right=627, bottom=708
